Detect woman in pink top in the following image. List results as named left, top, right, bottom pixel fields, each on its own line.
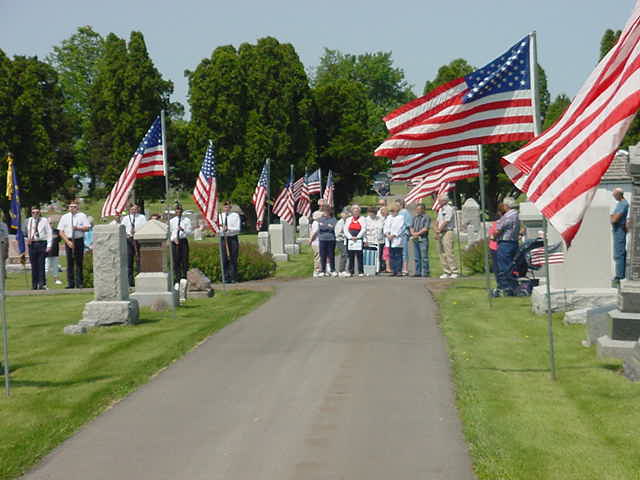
left=488, top=211, right=501, bottom=284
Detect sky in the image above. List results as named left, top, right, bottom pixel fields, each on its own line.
left=0, top=0, right=635, bottom=116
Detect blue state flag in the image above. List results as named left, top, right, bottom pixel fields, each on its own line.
left=6, top=154, right=25, bottom=255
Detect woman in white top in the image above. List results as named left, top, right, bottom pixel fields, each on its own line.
left=343, top=205, right=367, bottom=276
left=381, top=207, right=392, bottom=273
left=385, top=207, right=405, bottom=276
left=309, top=210, right=323, bottom=276
left=335, top=207, right=350, bottom=276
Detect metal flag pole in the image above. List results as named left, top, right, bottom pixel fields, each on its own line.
left=160, top=110, right=176, bottom=313
left=530, top=30, right=556, bottom=380
left=266, top=158, right=271, bottom=229
left=477, top=145, right=493, bottom=306
left=453, top=183, right=464, bottom=277
left=1, top=236, right=9, bottom=396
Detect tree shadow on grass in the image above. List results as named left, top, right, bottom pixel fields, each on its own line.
left=468, top=364, right=621, bottom=374
left=6, top=375, right=113, bottom=388
left=0, top=361, right=43, bottom=375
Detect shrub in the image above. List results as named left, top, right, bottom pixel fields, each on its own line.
left=190, top=242, right=276, bottom=282
left=463, top=240, right=488, bottom=274
left=82, top=250, right=94, bottom=288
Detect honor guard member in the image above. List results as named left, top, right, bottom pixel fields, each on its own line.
left=218, top=201, right=241, bottom=283
left=25, top=206, right=52, bottom=290
left=121, top=204, right=147, bottom=287
left=169, top=204, right=192, bottom=284
left=58, top=202, right=91, bottom=288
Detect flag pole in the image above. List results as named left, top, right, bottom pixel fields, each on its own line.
left=266, top=158, right=271, bottom=229
left=530, top=30, right=556, bottom=380
left=453, top=184, right=464, bottom=277
left=1, top=234, right=9, bottom=396
left=160, top=110, right=176, bottom=312
left=210, top=140, right=226, bottom=291
left=477, top=145, right=492, bottom=306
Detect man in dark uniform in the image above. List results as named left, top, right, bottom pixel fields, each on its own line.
left=218, top=202, right=241, bottom=283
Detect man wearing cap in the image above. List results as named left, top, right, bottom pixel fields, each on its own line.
left=611, top=187, right=629, bottom=287
left=25, top=206, right=52, bottom=290
left=121, top=204, right=147, bottom=287
left=169, top=204, right=192, bottom=285
left=58, top=202, right=91, bottom=288
left=218, top=201, right=241, bottom=283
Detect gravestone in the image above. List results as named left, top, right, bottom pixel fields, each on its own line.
left=187, top=268, right=214, bottom=298
left=283, top=220, right=298, bottom=255
left=461, top=198, right=481, bottom=244
left=257, top=231, right=271, bottom=254
left=65, top=224, right=139, bottom=333
left=268, top=224, right=288, bottom=262
left=297, top=216, right=310, bottom=244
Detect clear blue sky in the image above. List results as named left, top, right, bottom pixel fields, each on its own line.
left=0, top=0, right=635, bottom=114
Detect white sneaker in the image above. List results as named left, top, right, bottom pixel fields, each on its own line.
left=439, top=274, right=450, bottom=279
left=358, top=274, right=364, bottom=277
left=331, top=271, right=338, bottom=277
left=313, top=272, right=320, bottom=278
left=343, top=272, right=352, bottom=278
left=55, top=279, right=62, bottom=285
left=450, top=274, right=459, bottom=279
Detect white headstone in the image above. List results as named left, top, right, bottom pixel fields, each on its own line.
left=461, top=198, right=481, bottom=244
left=268, top=224, right=288, bottom=262
left=257, top=231, right=271, bottom=254
left=298, top=216, right=310, bottom=241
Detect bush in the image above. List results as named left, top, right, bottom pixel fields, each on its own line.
left=82, top=250, right=94, bottom=288
left=463, top=240, right=488, bottom=274
left=190, top=242, right=276, bottom=282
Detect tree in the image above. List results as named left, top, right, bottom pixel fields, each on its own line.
left=543, top=94, right=571, bottom=131
left=600, top=29, right=621, bottom=60
left=423, top=59, right=474, bottom=95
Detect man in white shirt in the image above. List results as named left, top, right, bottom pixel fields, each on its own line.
left=121, top=204, right=147, bottom=287
left=169, top=204, right=192, bottom=284
left=385, top=206, right=405, bottom=276
left=435, top=196, right=459, bottom=278
left=218, top=201, right=241, bottom=283
left=58, top=201, right=91, bottom=288
left=25, top=206, right=52, bottom=290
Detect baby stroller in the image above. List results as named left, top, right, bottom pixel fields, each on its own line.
left=494, top=238, right=563, bottom=297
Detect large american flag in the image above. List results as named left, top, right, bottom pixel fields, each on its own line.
left=192, top=141, right=219, bottom=233
left=322, top=170, right=334, bottom=207
left=375, top=36, right=534, bottom=159
left=392, top=148, right=479, bottom=181
left=101, top=116, right=164, bottom=217
left=296, top=174, right=311, bottom=217
left=307, top=168, right=322, bottom=195
left=432, top=183, right=455, bottom=212
left=503, top=3, right=640, bottom=246
left=292, top=176, right=305, bottom=201
left=273, top=184, right=295, bottom=224
left=405, top=164, right=479, bottom=205
left=252, top=161, right=269, bottom=230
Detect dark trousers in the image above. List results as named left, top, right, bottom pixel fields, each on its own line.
left=65, top=238, right=84, bottom=288
left=497, top=241, right=518, bottom=292
left=221, top=235, right=239, bottom=283
left=127, top=238, right=141, bottom=287
left=412, top=237, right=430, bottom=276
left=490, top=249, right=499, bottom=284
left=379, top=243, right=386, bottom=271
left=348, top=249, right=364, bottom=275
left=613, top=228, right=627, bottom=279
left=390, top=247, right=403, bottom=275
left=29, top=241, right=47, bottom=289
left=319, top=240, right=336, bottom=273
left=172, top=238, right=189, bottom=283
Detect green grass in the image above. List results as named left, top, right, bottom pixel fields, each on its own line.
left=273, top=244, right=314, bottom=279
left=0, top=290, right=271, bottom=480
left=437, top=277, right=640, bottom=480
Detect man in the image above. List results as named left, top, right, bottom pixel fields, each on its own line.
left=313, top=198, right=327, bottom=219
left=410, top=203, right=431, bottom=277
left=384, top=206, right=405, bottom=276
left=435, top=195, right=459, bottom=279
left=376, top=198, right=387, bottom=217
left=121, top=204, right=147, bottom=287
left=494, top=197, right=520, bottom=294
left=395, top=199, right=413, bottom=275
left=611, top=187, right=629, bottom=287
left=58, top=201, right=91, bottom=288
left=25, top=206, right=52, bottom=290
left=169, top=204, right=192, bottom=285
left=218, top=201, right=241, bottom=283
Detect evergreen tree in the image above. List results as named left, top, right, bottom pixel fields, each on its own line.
left=600, top=29, right=621, bottom=61
left=543, top=94, right=571, bottom=131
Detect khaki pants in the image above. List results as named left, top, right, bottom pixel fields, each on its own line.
left=438, top=230, right=458, bottom=275
left=312, top=243, right=320, bottom=272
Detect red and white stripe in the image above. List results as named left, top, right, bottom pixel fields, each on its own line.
left=296, top=182, right=311, bottom=217
left=101, top=156, right=140, bottom=218
left=392, top=148, right=479, bottom=181
left=503, top=2, right=640, bottom=246
left=530, top=248, right=565, bottom=266
left=405, top=165, right=479, bottom=205
left=273, top=186, right=295, bottom=224
left=433, top=183, right=455, bottom=212
left=135, top=145, right=165, bottom=178
left=292, top=176, right=305, bottom=201
left=193, top=175, right=219, bottom=234
left=252, top=186, right=267, bottom=231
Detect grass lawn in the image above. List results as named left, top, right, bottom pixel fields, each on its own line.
left=0, top=290, right=271, bottom=480
left=437, top=277, right=640, bottom=480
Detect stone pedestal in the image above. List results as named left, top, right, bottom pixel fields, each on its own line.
left=283, top=221, right=297, bottom=256
left=623, top=342, right=640, bottom=381
left=187, top=268, right=214, bottom=299
left=297, top=216, right=310, bottom=244
left=131, top=220, right=177, bottom=309
left=269, top=224, right=288, bottom=262
left=285, top=244, right=300, bottom=255
left=257, top=232, right=271, bottom=254
left=531, top=286, right=617, bottom=314
left=461, top=198, right=481, bottom=245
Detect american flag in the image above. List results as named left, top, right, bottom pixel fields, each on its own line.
left=273, top=183, right=295, bottom=224
left=296, top=174, right=311, bottom=217
left=392, top=148, right=479, bottom=181
left=322, top=170, right=334, bottom=207
left=530, top=247, right=565, bottom=266
left=292, top=176, right=305, bottom=201
left=102, top=116, right=164, bottom=217
left=192, top=141, right=219, bottom=233
left=252, top=161, right=269, bottom=230
left=503, top=3, right=640, bottom=246
left=433, top=183, right=455, bottom=212
left=405, top=165, right=479, bottom=205
left=307, top=168, right=322, bottom=195
left=375, top=36, right=534, bottom=159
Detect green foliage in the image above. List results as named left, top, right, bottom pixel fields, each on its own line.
left=423, top=58, right=474, bottom=95
left=189, top=242, right=276, bottom=282
left=462, top=240, right=487, bottom=274
left=82, top=250, right=94, bottom=288
left=543, top=94, right=571, bottom=131
left=600, top=29, right=621, bottom=61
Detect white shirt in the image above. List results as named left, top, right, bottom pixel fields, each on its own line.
left=437, top=204, right=456, bottom=232
left=58, top=212, right=91, bottom=239
left=385, top=215, right=405, bottom=248
left=121, top=213, right=147, bottom=237
left=169, top=216, right=193, bottom=241
left=335, top=218, right=346, bottom=242
left=26, top=216, right=53, bottom=249
left=310, top=220, right=319, bottom=247
left=218, top=212, right=241, bottom=236
left=365, top=216, right=383, bottom=245
left=343, top=216, right=367, bottom=240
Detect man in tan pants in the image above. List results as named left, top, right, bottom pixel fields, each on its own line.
left=435, top=195, right=459, bottom=279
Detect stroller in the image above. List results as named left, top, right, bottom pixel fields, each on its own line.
left=494, top=238, right=563, bottom=297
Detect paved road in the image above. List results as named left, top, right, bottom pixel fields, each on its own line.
left=23, top=277, right=475, bottom=480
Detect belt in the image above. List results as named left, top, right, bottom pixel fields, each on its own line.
left=30, top=240, right=46, bottom=243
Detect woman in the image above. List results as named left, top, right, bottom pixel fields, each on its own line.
left=381, top=207, right=392, bottom=273
left=385, top=207, right=405, bottom=276
left=365, top=207, right=383, bottom=273
left=335, top=207, right=350, bottom=277
left=343, top=205, right=367, bottom=277
left=317, top=207, right=337, bottom=277
left=309, top=210, right=323, bottom=277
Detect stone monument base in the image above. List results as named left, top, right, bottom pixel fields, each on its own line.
left=79, top=299, right=139, bottom=327
left=188, top=289, right=214, bottom=299
left=576, top=304, right=616, bottom=346
left=273, top=253, right=288, bottom=262
left=623, top=342, right=640, bottom=381
left=563, top=303, right=616, bottom=325
left=531, top=286, right=617, bottom=315
left=257, top=232, right=270, bottom=254
left=596, top=335, right=637, bottom=361
left=131, top=272, right=177, bottom=309
left=131, top=291, right=177, bottom=310
left=285, top=244, right=299, bottom=255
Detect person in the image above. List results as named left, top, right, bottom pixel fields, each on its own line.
left=487, top=216, right=500, bottom=285
left=46, top=222, right=62, bottom=286
left=121, top=204, right=147, bottom=287
left=611, top=187, right=629, bottom=287
left=218, top=201, right=241, bottom=283
left=335, top=207, right=350, bottom=276
left=435, top=195, right=459, bottom=279
left=310, top=210, right=322, bottom=276
left=385, top=206, right=405, bottom=276
left=169, top=204, right=192, bottom=285
left=110, top=212, right=122, bottom=226
left=150, top=213, right=162, bottom=221
left=494, top=197, right=520, bottom=294
left=84, top=216, right=95, bottom=251
left=317, top=206, right=337, bottom=277
left=58, top=201, right=91, bottom=288
left=376, top=198, right=387, bottom=217
left=378, top=206, right=389, bottom=272
left=25, top=206, right=52, bottom=290
left=396, top=199, right=413, bottom=275
left=313, top=198, right=327, bottom=219
left=344, top=204, right=367, bottom=277
left=410, top=203, right=431, bottom=277
left=365, top=207, right=383, bottom=273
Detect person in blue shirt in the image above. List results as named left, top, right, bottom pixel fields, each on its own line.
left=395, top=199, right=413, bottom=275
left=610, top=188, right=629, bottom=287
